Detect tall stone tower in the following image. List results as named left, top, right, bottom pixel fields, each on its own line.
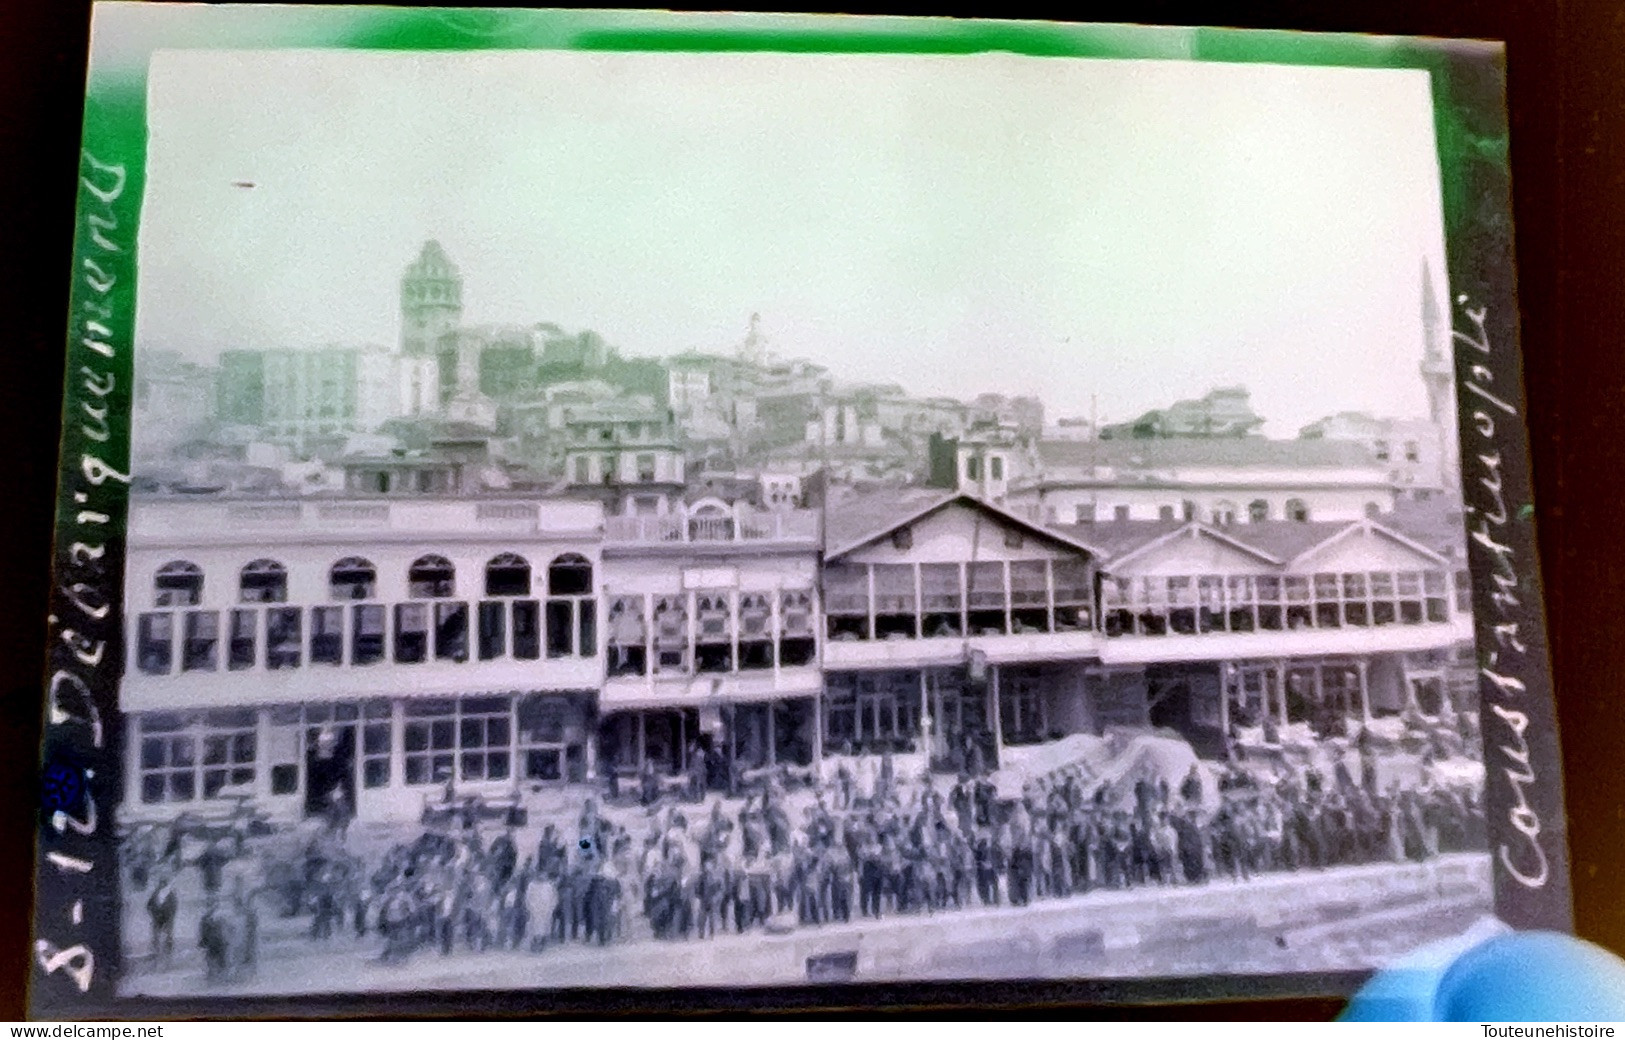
left=400, top=240, right=463, bottom=357
left=1419, top=260, right=1461, bottom=492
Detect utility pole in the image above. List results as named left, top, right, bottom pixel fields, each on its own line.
left=1090, top=393, right=1099, bottom=523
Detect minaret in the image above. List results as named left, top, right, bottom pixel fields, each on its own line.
left=400, top=240, right=463, bottom=357
left=738, top=312, right=766, bottom=366
left=1419, top=260, right=1460, bottom=492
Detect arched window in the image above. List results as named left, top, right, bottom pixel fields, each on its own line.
left=1285, top=498, right=1310, bottom=523
left=687, top=501, right=734, bottom=541
left=1212, top=501, right=1238, bottom=526
left=408, top=555, right=455, bottom=598
left=1247, top=500, right=1269, bottom=524
left=330, top=557, right=377, bottom=601
left=1181, top=500, right=1198, bottom=522
left=485, top=553, right=531, bottom=597
left=239, top=559, right=288, bottom=604
left=1365, top=502, right=1382, bottom=520
left=547, top=554, right=593, bottom=597
left=155, top=561, right=203, bottom=607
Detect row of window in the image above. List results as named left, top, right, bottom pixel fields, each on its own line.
left=1080, top=499, right=1320, bottom=525
left=963, top=455, right=1005, bottom=482
left=134, top=597, right=594, bottom=676
left=132, top=653, right=1463, bottom=806
left=824, top=560, right=1095, bottom=641
left=1225, top=662, right=1454, bottom=734
left=150, top=553, right=594, bottom=608
left=1099, top=571, right=1457, bottom=637
left=1374, top=440, right=1424, bottom=463
left=571, top=453, right=664, bottom=484
left=598, top=703, right=817, bottom=776
left=135, top=572, right=1468, bottom=673
left=133, top=696, right=590, bottom=806
left=820, top=669, right=1048, bottom=756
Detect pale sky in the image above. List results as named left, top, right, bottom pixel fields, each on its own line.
left=138, top=49, right=1449, bottom=436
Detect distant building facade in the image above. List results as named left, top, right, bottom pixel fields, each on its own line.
left=1298, top=412, right=1445, bottom=499
left=133, top=349, right=217, bottom=467
left=561, top=401, right=688, bottom=515
left=215, top=345, right=430, bottom=448
left=1008, top=438, right=1397, bottom=526
left=1100, top=386, right=1264, bottom=440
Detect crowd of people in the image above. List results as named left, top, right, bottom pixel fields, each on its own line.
left=124, top=750, right=1488, bottom=979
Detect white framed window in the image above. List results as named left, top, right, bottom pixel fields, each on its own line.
left=181, top=611, right=219, bottom=672
left=137, top=710, right=257, bottom=805
left=361, top=699, right=392, bottom=790
left=136, top=613, right=174, bottom=675
left=330, top=557, right=376, bottom=600
left=403, top=699, right=456, bottom=785
left=239, top=559, right=287, bottom=604
left=408, top=554, right=455, bottom=598
left=266, top=607, right=302, bottom=669
left=310, top=606, right=343, bottom=665
left=545, top=554, right=595, bottom=658
left=403, top=696, right=512, bottom=786
left=154, top=561, right=202, bottom=608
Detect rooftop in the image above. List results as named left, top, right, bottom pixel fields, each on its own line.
left=1035, top=437, right=1378, bottom=472
left=1383, top=497, right=1470, bottom=557
left=822, top=486, right=956, bottom=554
left=1048, top=517, right=1437, bottom=566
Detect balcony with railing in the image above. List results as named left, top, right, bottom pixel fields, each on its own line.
left=821, top=558, right=1098, bottom=668
left=123, top=593, right=605, bottom=711
left=603, top=508, right=821, bottom=548
left=599, top=589, right=822, bottom=708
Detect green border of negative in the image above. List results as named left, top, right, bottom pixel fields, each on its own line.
left=34, top=2, right=1562, bottom=1016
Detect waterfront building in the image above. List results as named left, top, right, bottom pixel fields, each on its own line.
left=118, top=481, right=1471, bottom=826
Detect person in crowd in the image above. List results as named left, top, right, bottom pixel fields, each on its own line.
left=157, top=742, right=1485, bottom=976
left=198, top=897, right=231, bottom=983
left=230, top=875, right=260, bottom=978
left=197, top=836, right=231, bottom=898
left=146, top=868, right=178, bottom=965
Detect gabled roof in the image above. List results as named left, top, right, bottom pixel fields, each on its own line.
left=821, top=488, right=955, bottom=558
left=1047, top=520, right=1185, bottom=562
left=1046, top=518, right=1379, bottom=569
left=1287, top=519, right=1451, bottom=568
left=823, top=489, right=1103, bottom=562
left=1383, top=498, right=1469, bottom=558
left=1223, top=520, right=1361, bottom=561
left=1098, top=521, right=1285, bottom=570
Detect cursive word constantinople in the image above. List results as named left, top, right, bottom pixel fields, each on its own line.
left=34, top=151, right=136, bottom=995
left=1456, top=297, right=1547, bottom=891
